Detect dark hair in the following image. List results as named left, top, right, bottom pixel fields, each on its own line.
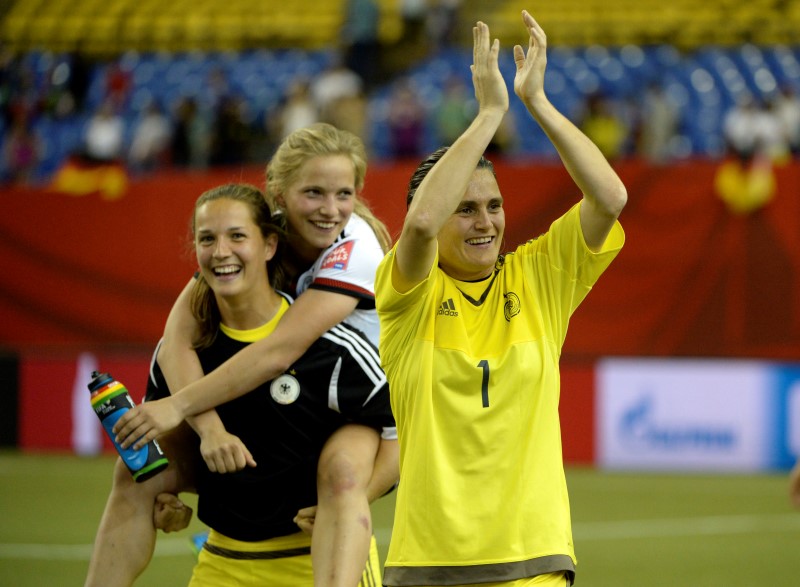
left=406, top=147, right=497, bottom=208
left=189, top=183, right=286, bottom=350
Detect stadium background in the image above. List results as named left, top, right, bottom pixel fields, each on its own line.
left=1, top=1, right=800, bottom=585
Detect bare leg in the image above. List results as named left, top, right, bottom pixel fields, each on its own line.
left=85, top=427, right=196, bottom=587
left=312, top=424, right=379, bottom=587
left=790, top=459, right=800, bottom=508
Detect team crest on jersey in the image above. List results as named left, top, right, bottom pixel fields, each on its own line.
left=504, top=291, right=520, bottom=321
left=270, top=374, right=301, bottom=405
left=320, top=241, right=354, bottom=271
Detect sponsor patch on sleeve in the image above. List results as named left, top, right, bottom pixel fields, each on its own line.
left=320, top=241, right=355, bottom=271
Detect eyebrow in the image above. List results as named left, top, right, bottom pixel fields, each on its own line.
left=197, top=226, right=247, bottom=233
left=460, top=197, right=504, bottom=206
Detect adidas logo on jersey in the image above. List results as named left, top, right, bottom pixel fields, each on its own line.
left=437, top=298, right=459, bottom=317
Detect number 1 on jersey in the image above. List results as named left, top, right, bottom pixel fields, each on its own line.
left=477, top=359, right=490, bottom=408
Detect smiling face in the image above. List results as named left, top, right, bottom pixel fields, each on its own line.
left=194, top=198, right=277, bottom=303
left=436, top=169, right=505, bottom=281
left=277, top=154, right=357, bottom=262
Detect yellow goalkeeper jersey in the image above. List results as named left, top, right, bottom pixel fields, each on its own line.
left=376, top=203, right=624, bottom=586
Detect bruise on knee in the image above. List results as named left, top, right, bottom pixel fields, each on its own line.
left=318, top=451, right=363, bottom=496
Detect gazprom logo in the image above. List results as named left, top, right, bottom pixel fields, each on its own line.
left=619, top=396, right=737, bottom=452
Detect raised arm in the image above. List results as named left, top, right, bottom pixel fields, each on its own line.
left=513, top=10, right=627, bottom=250
left=393, top=21, right=508, bottom=292
left=115, top=288, right=358, bottom=447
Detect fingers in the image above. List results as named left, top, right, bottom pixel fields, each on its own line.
left=293, top=505, right=317, bottom=536
left=153, top=494, right=193, bottom=533
left=522, top=10, right=546, bottom=49
left=111, top=409, right=136, bottom=439
left=112, top=408, right=153, bottom=449
left=202, top=445, right=256, bottom=474
left=116, top=425, right=154, bottom=450
left=155, top=492, right=184, bottom=508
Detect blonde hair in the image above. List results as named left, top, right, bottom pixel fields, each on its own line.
left=189, top=183, right=286, bottom=350
left=265, top=122, right=392, bottom=253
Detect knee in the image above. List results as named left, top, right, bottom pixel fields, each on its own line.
left=317, top=450, right=365, bottom=498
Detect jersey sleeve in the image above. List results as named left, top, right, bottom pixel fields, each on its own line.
left=143, top=339, right=171, bottom=402
left=308, top=220, right=385, bottom=305
left=321, top=323, right=397, bottom=440
left=516, top=202, right=625, bottom=345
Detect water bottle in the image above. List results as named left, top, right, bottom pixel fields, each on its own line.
left=88, top=370, right=169, bottom=482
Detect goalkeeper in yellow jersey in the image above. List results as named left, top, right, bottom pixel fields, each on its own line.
left=375, top=10, right=627, bottom=587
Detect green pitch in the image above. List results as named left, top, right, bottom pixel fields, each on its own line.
left=1, top=451, right=798, bottom=586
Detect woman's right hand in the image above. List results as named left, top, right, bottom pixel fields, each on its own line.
left=470, top=20, right=508, bottom=117
left=199, top=428, right=257, bottom=473
left=113, top=397, right=184, bottom=449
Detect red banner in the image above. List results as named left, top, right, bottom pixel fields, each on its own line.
left=2, top=159, right=800, bottom=359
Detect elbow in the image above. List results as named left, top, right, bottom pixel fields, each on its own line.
left=403, top=209, right=440, bottom=241
left=604, top=181, right=627, bottom=219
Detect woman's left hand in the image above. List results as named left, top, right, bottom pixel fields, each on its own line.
left=294, top=505, right=317, bottom=535
left=513, top=10, right=548, bottom=104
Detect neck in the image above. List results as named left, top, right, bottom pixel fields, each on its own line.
left=217, top=286, right=282, bottom=331
left=285, top=235, right=323, bottom=272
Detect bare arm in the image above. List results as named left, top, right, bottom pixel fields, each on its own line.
left=159, top=279, right=255, bottom=472
left=174, top=288, right=357, bottom=413
left=394, top=21, right=508, bottom=293
left=366, top=437, right=400, bottom=502
left=114, top=288, right=358, bottom=447
left=513, top=10, right=627, bottom=250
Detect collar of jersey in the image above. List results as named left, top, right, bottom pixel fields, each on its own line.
left=219, top=297, right=289, bottom=343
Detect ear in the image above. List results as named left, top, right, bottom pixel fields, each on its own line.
left=275, top=194, right=287, bottom=209
left=263, top=232, right=279, bottom=262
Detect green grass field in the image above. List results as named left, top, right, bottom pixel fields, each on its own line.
left=1, top=451, right=798, bottom=586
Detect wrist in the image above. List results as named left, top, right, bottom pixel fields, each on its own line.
left=170, top=393, right=191, bottom=420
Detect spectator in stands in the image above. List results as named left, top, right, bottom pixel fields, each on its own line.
left=771, top=84, right=800, bottom=157
left=433, top=74, right=475, bottom=146
left=311, top=55, right=364, bottom=123
left=1, top=115, right=40, bottom=184
left=341, top=0, right=382, bottom=91
left=722, top=94, right=785, bottom=162
left=486, top=104, right=520, bottom=157
left=311, top=56, right=368, bottom=143
left=210, top=94, right=252, bottom=166
left=426, top=0, right=462, bottom=51
left=66, top=50, right=92, bottom=113
left=579, top=90, right=629, bottom=161
left=638, top=81, right=679, bottom=164
left=400, top=0, right=427, bottom=47
left=271, top=77, right=320, bottom=142
left=2, top=60, right=41, bottom=129
left=716, top=94, right=779, bottom=214
left=104, top=61, right=131, bottom=113
left=39, top=60, right=75, bottom=119
left=205, top=65, right=231, bottom=113
left=129, top=100, right=173, bottom=173
left=171, top=97, right=212, bottom=169
left=386, top=77, right=427, bottom=158
left=83, top=99, right=125, bottom=163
